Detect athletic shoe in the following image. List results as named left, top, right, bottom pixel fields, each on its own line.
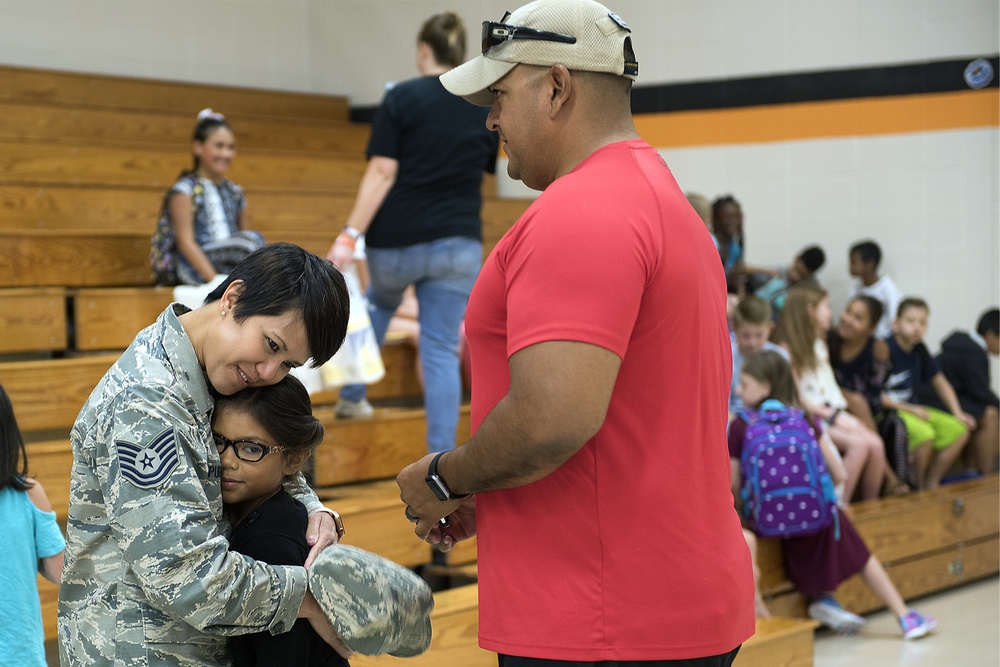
left=807, top=597, right=867, bottom=635
left=334, top=398, right=374, bottom=419
left=899, top=609, right=938, bottom=640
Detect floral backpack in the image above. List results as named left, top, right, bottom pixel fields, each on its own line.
left=150, top=175, right=203, bottom=285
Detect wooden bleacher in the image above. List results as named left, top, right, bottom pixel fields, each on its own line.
left=5, top=64, right=997, bottom=667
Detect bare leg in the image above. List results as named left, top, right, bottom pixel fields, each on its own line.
left=858, top=430, right=887, bottom=500
left=966, top=406, right=999, bottom=474
left=925, top=430, right=970, bottom=489
left=829, top=414, right=886, bottom=501
left=860, top=555, right=908, bottom=617
left=911, top=441, right=933, bottom=489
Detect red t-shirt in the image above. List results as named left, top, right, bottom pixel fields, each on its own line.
left=465, top=140, right=755, bottom=661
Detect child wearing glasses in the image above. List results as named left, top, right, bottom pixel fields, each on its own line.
left=213, top=375, right=349, bottom=667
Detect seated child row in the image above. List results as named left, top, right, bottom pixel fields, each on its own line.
left=730, top=350, right=937, bottom=639
left=730, top=291, right=999, bottom=499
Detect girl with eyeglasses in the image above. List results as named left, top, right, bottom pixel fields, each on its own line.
left=214, top=374, right=349, bottom=666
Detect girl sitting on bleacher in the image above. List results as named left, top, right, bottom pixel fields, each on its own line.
left=775, top=285, right=887, bottom=502
left=150, top=108, right=264, bottom=285
left=730, top=350, right=936, bottom=640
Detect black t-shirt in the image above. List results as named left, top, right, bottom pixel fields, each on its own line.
left=228, top=491, right=348, bottom=667
left=885, top=336, right=939, bottom=404
left=365, top=75, right=498, bottom=248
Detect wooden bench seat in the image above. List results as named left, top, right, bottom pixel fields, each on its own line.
left=0, top=287, right=66, bottom=353
left=0, top=353, right=118, bottom=433
left=315, top=479, right=430, bottom=569
left=0, top=100, right=369, bottom=154
left=735, top=617, right=819, bottom=667
left=0, top=193, right=528, bottom=288
left=0, top=183, right=527, bottom=240
left=759, top=474, right=1000, bottom=618
left=312, top=405, right=470, bottom=486
left=72, top=286, right=174, bottom=350
left=0, top=140, right=367, bottom=192
left=0, top=64, right=350, bottom=121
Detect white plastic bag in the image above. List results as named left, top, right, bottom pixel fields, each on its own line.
left=320, top=266, right=386, bottom=387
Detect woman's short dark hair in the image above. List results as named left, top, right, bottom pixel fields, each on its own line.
left=215, top=374, right=323, bottom=454
left=206, top=243, right=349, bottom=366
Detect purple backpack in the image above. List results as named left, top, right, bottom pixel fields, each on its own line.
left=739, top=401, right=839, bottom=539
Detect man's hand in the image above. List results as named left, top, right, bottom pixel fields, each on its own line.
left=428, top=496, right=477, bottom=551
left=304, top=509, right=345, bottom=569
left=397, top=453, right=466, bottom=541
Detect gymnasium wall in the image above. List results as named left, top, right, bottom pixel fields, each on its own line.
left=0, top=0, right=997, bottom=376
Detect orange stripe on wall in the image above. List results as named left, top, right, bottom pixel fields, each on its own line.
left=635, top=89, right=999, bottom=149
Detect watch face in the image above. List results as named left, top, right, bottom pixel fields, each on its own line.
left=426, top=474, right=450, bottom=501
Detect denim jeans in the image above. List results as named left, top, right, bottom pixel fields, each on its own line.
left=341, top=236, right=482, bottom=453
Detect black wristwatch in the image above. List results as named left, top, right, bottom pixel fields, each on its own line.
left=425, top=452, right=468, bottom=501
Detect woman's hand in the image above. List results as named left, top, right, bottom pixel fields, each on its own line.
left=326, top=239, right=356, bottom=272
left=299, top=590, right=354, bottom=659
left=304, top=509, right=345, bottom=569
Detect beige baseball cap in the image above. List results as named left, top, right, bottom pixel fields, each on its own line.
left=441, top=0, right=638, bottom=106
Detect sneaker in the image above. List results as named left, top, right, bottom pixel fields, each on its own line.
left=899, top=609, right=937, bottom=640
left=334, top=398, right=374, bottom=419
left=807, top=597, right=867, bottom=635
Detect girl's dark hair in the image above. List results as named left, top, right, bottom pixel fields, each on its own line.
left=853, top=295, right=884, bottom=330
left=418, top=12, right=466, bottom=67
left=711, top=194, right=744, bottom=247
left=741, top=350, right=801, bottom=407
left=186, top=110, right=233, bottom=176
left=0, top=385, right=31, bottom=492
left=829, top=295, right=884, bottom=365
left=215, top=374, right=323, bottom=454
left=206, top=243, right=350, bottom=366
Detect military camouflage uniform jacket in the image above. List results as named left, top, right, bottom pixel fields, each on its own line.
left=59, top=305, right=323, bottom=666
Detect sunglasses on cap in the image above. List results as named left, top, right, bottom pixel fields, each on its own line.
left=482, top=11, right=577, bottom=55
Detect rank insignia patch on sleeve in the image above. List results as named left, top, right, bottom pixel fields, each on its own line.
left=116, top=428, right=179, bottom=488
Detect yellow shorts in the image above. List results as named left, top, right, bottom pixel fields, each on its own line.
left=900, top=407, right=967, bottom=451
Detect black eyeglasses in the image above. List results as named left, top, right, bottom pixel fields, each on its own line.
left=482, top=11, right=576, bottom=55
left=213, top=433, right=286, bottom=462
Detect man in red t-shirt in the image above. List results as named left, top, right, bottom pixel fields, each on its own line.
left=396, top=1, right=755, bottom=665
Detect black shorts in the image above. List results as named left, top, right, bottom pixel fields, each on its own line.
left=497, top=646, right=742, bottom=667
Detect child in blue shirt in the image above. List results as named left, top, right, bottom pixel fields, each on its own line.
left=0, top=385, right=65, bottom=667
left=729, top=295, right=788, bottom=416
left=881, top=298, right=975, bottom=489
